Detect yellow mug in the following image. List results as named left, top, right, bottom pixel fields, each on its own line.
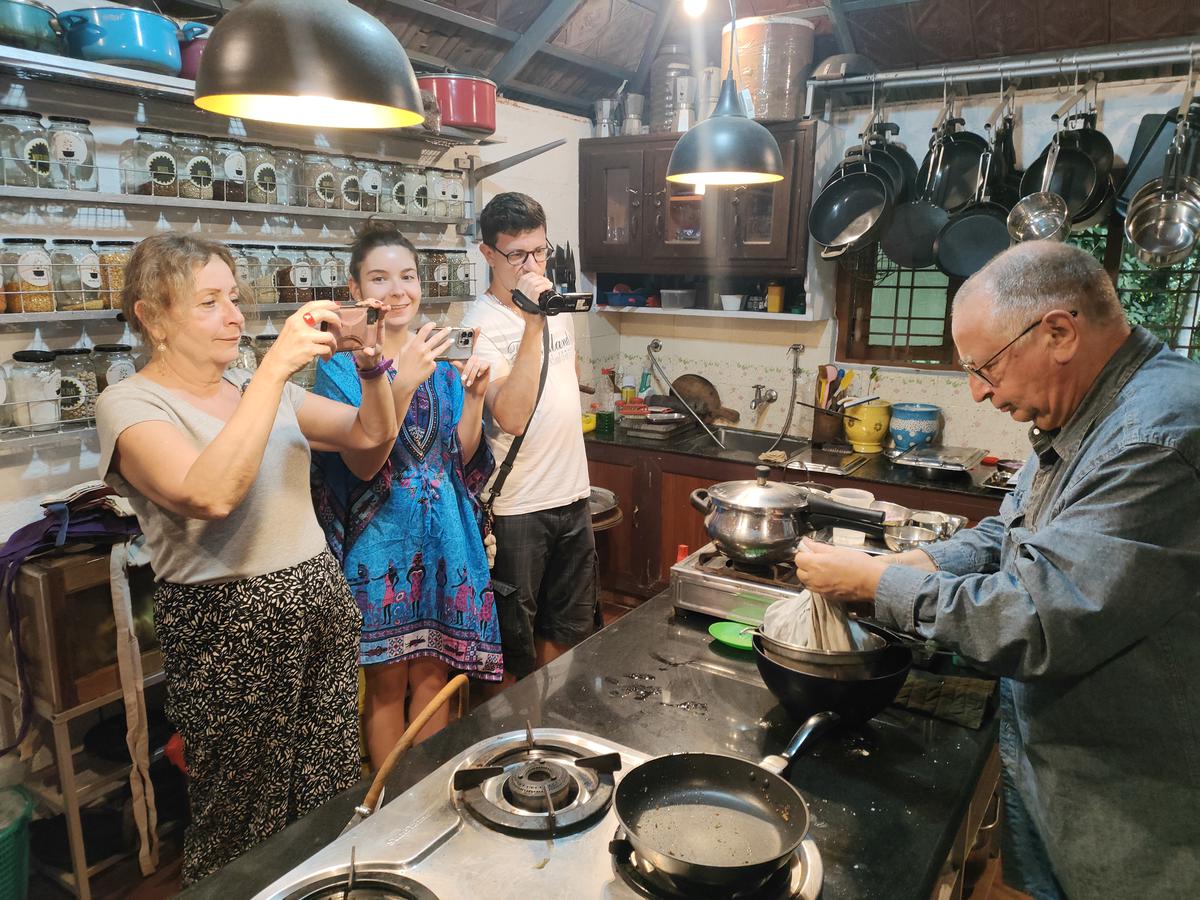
left=843, top=400, right=892, bottom=453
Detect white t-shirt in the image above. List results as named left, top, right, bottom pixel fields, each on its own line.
left=461, top=293, right=591, bottom=516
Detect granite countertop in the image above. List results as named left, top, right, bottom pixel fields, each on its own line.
left=586, top=428, right=1010, bottom=499
left=185, top=594, right=998, bottom=900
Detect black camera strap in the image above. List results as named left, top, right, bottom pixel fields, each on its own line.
left=484, top=323, right=551, bottom=524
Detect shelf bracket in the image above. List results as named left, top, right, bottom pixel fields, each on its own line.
left=460, top=139, right=568, bottom=236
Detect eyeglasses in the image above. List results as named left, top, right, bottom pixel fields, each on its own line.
left=487, top=242, right=553, bottom=267
left=960, top=310, right=1077, bottom=387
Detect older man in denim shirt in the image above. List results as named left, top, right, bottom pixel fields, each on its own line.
left=795, top=243, right=1200, bottom=899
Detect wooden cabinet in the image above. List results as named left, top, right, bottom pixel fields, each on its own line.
left=579, top=122, right=817, bottom=276
left=586, top=440, right=1003, bottom=599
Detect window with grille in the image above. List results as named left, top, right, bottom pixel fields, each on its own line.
left=836, top=228, right=1200, bottom=367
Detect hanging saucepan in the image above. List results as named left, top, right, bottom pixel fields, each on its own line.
left=611, top=712, right=836, bottom=889
left=1007, top=139, right=1070, bottom=242
left=689, top=465, right=885, bottom=565
left=918, top=118, right=987, bottom=213
left=808, top=160, right=893, bottom=260
left=881, top=137, right=950, bottom=268
left=1125, top=140, right=1200, bottom=268
left=935, top=147, right=1012, bottom=278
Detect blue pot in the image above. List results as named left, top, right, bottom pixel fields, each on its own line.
left=889, top=403, right=941, bottom=451
left=58, top=7, right=194, bottom=76
left=0, top=0, right=62, bottom=55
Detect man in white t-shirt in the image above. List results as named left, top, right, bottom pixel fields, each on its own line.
left=461, top=192, right=597, bottom=681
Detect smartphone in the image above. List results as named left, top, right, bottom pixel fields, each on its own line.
left=319, top=305, right=384, bottom=353
left=430, top=326, right=477, bottom=362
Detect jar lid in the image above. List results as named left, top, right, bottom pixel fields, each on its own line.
left=94, top=344, right=132, bottom=352
left=257, top=334, right=279, bottom=343
left=96, top=240, right=136, bottom=247
left=50, top=239, right=95, bottom=246
left=302, top=151, right=328, bottom=160
left=47, top=115, right=91, bottom=125
left=173, top=131, right=210, bottom=141
left=137, top=127, right=174, bottom=136
left=54, top=347, right=91, bottom=356
left=705, top=465, right=812, bottom=514
left=2, top=237, right=46, bottom=245
left=0, top=108, right=43, bottom=119
left=12, top=350, right=56, bottom=363
left=213, top=137, right=242, bottom=145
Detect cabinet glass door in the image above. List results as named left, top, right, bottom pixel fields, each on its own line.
left=725, top=138, right=795, bottom=260
left=582, top=148, right=644, bottom=265
left=646, top=146, right=711, bottom=261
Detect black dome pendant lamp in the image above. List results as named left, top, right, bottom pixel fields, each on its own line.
left=194, top=0, right=425, bottom=129
left=665, top=1, right=784, bottom=186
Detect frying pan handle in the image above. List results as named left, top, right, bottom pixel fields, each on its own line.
left=820, top=243, right=849, bottom=260
left=608, top=837, right=634, bottom=864
left=689, top=488, right=712, bottom=514
left=759, top=711, right=841, bottom=775
left=804, top=494, right=886, bottom=537
left=1040, top=140, right=1060, bottom=194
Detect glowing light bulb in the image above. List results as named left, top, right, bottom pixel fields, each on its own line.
left=682, top=0, right=707, bottom=17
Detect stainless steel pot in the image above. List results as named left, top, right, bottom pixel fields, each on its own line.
left=689, top=465, right=885, bottom=564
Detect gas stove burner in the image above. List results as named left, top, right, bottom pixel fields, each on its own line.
left=504, top=759, right=578, bottom=812
left=697, top=548, right=803, bottom=589
left=610, top=828, right=822, bottom=900
left=452, top=724, right=622, bottom=837
left=275, top=862, right=439, bottom=900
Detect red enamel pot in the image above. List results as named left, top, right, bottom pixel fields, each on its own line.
left=417, top=74, right=497, bottom=135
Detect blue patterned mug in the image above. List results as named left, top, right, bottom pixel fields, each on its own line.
left=889, top=403, right=941, bottom=451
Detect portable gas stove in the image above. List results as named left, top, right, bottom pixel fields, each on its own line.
left=252, top=727, right=822, bottom=900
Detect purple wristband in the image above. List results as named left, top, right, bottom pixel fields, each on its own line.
left=357, top=357, right=393, bottom=380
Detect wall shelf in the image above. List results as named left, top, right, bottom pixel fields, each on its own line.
left=0, top=424, right=96, bottom=456
left=594, top=306, right=816, bottom=322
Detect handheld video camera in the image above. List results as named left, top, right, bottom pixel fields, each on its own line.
left=510, top=289, right=594, bottom=317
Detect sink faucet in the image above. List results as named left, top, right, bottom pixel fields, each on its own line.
left=751, top=384, right=779, bottom=411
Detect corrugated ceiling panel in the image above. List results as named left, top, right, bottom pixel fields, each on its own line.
left=552, top=0, right=655, bottom=70
left=1036, top=0, right=1111, bottom=52
left=496, top=0, right=554, bottom=32
left=968, top=0, right=1041, bottom=59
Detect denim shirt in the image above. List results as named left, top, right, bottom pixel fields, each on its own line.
left=876, top=327, right=1200, bottom=899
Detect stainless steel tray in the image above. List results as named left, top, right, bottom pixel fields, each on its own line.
left=887, top=446, right=986, bottom=472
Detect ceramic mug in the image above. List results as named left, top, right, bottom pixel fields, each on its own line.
left=889, top=402, right=942, bottom=451
left=843, top=399, right=891, bottom=453
left=829, top=487, right=875, bottom=547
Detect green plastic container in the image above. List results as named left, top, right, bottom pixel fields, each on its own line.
left=0, top=787, right=32, bottom=900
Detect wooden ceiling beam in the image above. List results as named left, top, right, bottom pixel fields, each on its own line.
left=825, top=0, right=856, bottom=54
left=505, top=79, right=594, bottom=113
left=633, top=0, right=675, bottom=94
left=488, top=0, right=586, bottom=86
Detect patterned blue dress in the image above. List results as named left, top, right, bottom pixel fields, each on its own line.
left=310, top=356, right=502, bottom=679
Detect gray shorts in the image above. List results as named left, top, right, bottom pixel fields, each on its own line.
left=490, top=497, right=599, bottom=678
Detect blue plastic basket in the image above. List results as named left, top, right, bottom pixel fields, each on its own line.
left=0, top=788, right=31, bottom=900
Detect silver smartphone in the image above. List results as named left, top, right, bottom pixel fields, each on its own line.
left=430, top=326, right=477, bottom=362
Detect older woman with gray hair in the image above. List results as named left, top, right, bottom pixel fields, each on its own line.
left=793, top=241, right=1200, bottom=898
left=95, top=233, right=398, bottom=883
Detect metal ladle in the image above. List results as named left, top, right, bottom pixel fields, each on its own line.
left=1007, top=136, right=1070, bottom=242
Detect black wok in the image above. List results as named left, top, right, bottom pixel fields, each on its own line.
left=611, top=712, right=836, bottom=888
left=837, top=146, right=906, bottom=202
left=755, top=632, right=912, bottom=726
left=808, top=164, right=893, bottom=260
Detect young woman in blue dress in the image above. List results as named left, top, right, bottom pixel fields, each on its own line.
left=312, top=225, right=502, bottom=766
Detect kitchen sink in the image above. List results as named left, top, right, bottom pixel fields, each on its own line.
left=714, top=427, right=809, bottom=459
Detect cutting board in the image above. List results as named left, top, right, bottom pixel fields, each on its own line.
left=671, top=374, right=740, bottom=424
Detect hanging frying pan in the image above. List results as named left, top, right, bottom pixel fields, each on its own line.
left=880, top=138, right=949, bottom=268
left=1061, top=111, right=1114, bottom=180
left=935, top=148, right=1011, bottom=278
left=809, top=161, right=893, bottom=260
left=918, top=118, right=987, bottom=213
left=835, top=146, right=905, bottom=201
left=865, top=121, right=918, bottom=204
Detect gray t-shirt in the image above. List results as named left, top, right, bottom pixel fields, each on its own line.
left=96, top=371, right=327, bottom=585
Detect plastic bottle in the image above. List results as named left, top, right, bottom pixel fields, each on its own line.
left=638, top=366, right=652, bottom=397
left=620, top=375, right=637, bottom=403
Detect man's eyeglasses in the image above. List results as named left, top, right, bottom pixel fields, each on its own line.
left=487, top=242, right=553, bottom=267
left=960, top=310, right=1077, bottom=387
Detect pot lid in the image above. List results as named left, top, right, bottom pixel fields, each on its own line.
left=706, top=465, right=811, bottom=513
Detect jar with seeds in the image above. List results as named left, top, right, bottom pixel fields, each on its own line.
left=245, top=143, right=278, bottom=204
left=96, top=240, right=134, bottom=309
left=272, top=146, right=303, bottom=206
left=93, top=344, right=135, bottom=391
left=355, top=157, right=382, bottom=212
left=212, top=138, right=247, bottom=202
left=331, top=155, right=360, bottom=210
left=301, top=152, right=339, bottom=209
left=54, top=348, right=97, bottom=421
left=50, top=239, right=103, bottom=310
left=174, top=132, right=214, bottom=200
left=1, top=237, right=54, bottom=312
left=47, top=116, right=97, bottom=191
left=120, top=128, right=177, bottom=196
left=0, top=108, right=50, bottom=189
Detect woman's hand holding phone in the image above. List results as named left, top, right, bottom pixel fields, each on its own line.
left=451, top=355, right=491, bottom=398
left=392, top=322, right=454, bottom=394
left=262, top=300, right=339, bottom=380
left=350, top=299, right=387, bottom=372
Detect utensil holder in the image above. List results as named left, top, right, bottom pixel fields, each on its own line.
left=811, top=409, right=845, bottom=445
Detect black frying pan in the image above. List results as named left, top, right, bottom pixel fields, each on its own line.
left=935, top=149, right=1012, bottom=279
left=808, top=163, right=892, bottom=260
left=611, top=713, right=836, bottom=888
left=1020, top=142, right=1099, bottom=218
left=881, top=139, right=949, bottom=269
left=837, top=146, right=905, bottom=202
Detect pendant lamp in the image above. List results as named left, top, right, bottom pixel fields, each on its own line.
left=194, top=0, right=425, bottom=130
left=665, top=4, right=783, bottom=186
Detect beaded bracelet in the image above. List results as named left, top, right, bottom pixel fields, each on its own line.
left=357, top=357, right=394, bottom=381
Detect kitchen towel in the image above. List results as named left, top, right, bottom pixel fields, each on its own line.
left=762, top=589, right=860, bottom=651
left=893, top=669, right=997, bottom=729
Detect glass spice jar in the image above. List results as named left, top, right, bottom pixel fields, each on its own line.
left=0, top=108, right=50, bottom=189
left=448, top=250, right=471, bottom=297
left=302, top=152, right=339, bottom=209
left=9, top=349, right=59, bottom=431
left=50, top=239, right=103, bottom=310
left=173, top=132, right=214, bottom=200
left=275, top=246, right=316, bottom=304
left=226, top=243, right=251, bottom=286
left=331, top=155, right=360, bottom=210
left=426, top=168, right=448, bottom=217
left=380, top=163, right=406, bottom=215
left=272, top=146, right=303, bottom=207
left=120, top=128, right=178, bottom=196
left=2, top=238, right=54, bottom=312
left=55, top=348, right=97, bottom=421
left=93, top=343, right=135, bottom=391
left=444, top=169, right=466, bottom=218
left=242, top=244, right=282, bottom=304
left=253, top=333, right=278, bottom=366
left=212, top=138, right=247, bottom=202
left=404, top=167, right=429, bottom=217
left=245, top=143, right=278, bottom=205
left=313, top=248, right=338, bottom=302
left=47, top=116, right=97, bottom=191
left=96, top=240, right=134, bottom=310
left=333, top=250, right=352, bottom=302
left=422, top=250, right=449, bottom=298
left=355, top=157, right=382, bottom=212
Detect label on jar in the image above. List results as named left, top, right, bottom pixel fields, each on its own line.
left=17, top=250, right=51, bottom=286
left=253, top=162, right=277, bottom=196
left=79, top=252, right=101, bottom=289
left=58, top=375, right=86, bottom=412
left=51, top=131, right=88, bottom=165
left=288, top=264, right=313, bottom=287
left=186, top=155, right=213, bottom=188
left=148, top=150, right=177, bottom=186
left=434, top=263, right=449, bottom=286
left=234, top=257, right=250, bottom=281
left=455, top=262, right=470, bottom=282
left=314, top=172, right=337, bottom=205
left=447, top=179, right=464, bottom=201
left=391, top=181, right=407, bottom=211
left=340, top=174, right=362, bottom=207
left=223, top=151, right=247, bottom=180
left=412, top=185, right=428, bottom=212
left=23, top=138, right=50, bottom=177
left=106, top=359, right=135, bottom=387
left=319, top=260, right=340, bottom=288
left=360, top=168, right=382, bottom=196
